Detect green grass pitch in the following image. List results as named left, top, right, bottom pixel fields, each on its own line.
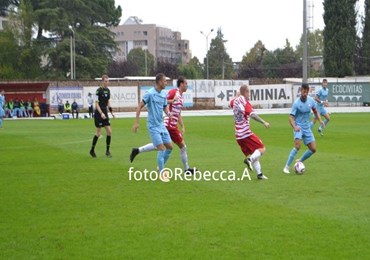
left=0, top=113, right=369, bottom=259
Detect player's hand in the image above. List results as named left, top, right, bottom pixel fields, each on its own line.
left=111, top=113, right=115, bottom=119
left=132, top=122, right=139, bottom=133
left=101, top=113, right=106, bottom=119
left=294, top=125, right=301, bottom=132
left=263, top=122, right=270, bottom=129
left=323, top=101, right=329, bottom=107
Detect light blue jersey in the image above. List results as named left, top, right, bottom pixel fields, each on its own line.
left=142, top=87, right=167, bottom=129
left=142, top=87, right=171, bottom=147
left=290, top=96, right=317, bottom=145
left=315, top=87, right=329, bottom=115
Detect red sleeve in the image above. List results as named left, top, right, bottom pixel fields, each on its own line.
left=166, top=88, right=176, bottom=100
left=229, top=98, right=235, bottom=108
left=244, top=101, right=253, bottom=115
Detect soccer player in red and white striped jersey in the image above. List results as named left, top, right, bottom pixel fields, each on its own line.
left=130, top=76, right=195, bottom=174
left=230, top=85, right=270, bottom=180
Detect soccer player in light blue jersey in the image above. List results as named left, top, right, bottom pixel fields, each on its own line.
left=311, top=78, right=330, bottom=136
left=132, top=73, right=173, bottom=172
left=0, top=90, right=5, bottom=128
left=283, top=83, right=325, bottom=174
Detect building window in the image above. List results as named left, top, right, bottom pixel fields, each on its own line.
left=143, top=31, right=147, bottom=36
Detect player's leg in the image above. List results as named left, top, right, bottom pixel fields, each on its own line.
left=130, top=143, right=156, bottom=163
left=283, top=131, right=303, bottom=173
left=162, top=129, right=173, bottom=165
left=90, top=126, right=101, bottom=158
left=104, top=125, right=112, bottom=157
left=299, top=131, right=316, bottom=162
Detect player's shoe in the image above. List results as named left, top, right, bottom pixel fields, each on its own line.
left=283, top=166, right=290, bottom=174
left=130, top=148, right=139, bottom=162
left=89, top=149, right=96, bottom=158
left=185, top=167, right=196, bottom=175
left=105, top=151, right=112, bottom=158
left=318, top=128, right=324, bottom=136
left=244, top=158, right=254, bottom=172
left=257, top=173, right=268, bottom=180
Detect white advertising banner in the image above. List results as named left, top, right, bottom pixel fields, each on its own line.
left=140, top=85, right=193, bottom=107
left=49, top=86, right=83, bottom=108
left=215, top=84, right=293, bottom=108
left=83, top=86, right=138, bottom=108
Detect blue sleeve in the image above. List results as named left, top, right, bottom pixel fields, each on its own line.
left=290, top=101, right=297, bottom=116
left=142, top=91, right=150, bottom=105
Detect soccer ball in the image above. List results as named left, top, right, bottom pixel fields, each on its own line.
left=294, top=161, right=305, bottom=174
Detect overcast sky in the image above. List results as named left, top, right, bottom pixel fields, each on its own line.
left=115, top=0, right=364, bottom=62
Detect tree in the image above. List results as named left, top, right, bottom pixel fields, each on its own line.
left=127, top=48, right=155, bottom=76
left=1, top=0, right=122, bottom=80
left=0, top=1, right=42, bottom=79
left=360, top=0, right=370, bottom=75
left=239, top=40, right=267, bottom=79
left=154, top=61, right=179, bottom=79
left=206, top=28, right=233, bottom=79
left=323, top=0, right=357, bottom=77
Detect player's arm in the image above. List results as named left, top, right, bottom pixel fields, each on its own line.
left=107, top=99, right=115, bottom=118
left=250, top=112, right=270, bottom=128
left=178, top=114, right=185, bottom=134
left=289, top=114, right=300, bottom=132
left=163, top=105, right=171, bottom=118
left=132, top=101, right=145, bottom=133
left=166, top=89, right=177, bottom=104
left=95, top=100, right=106, bottom=119
left=312, top=107, right=324, bottom=128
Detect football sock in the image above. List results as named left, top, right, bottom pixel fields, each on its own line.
left=157, top=150, right=165, bottom=171
left=163, top=148, right=172, bottom=164
left=91, top=135, right=99, bottom=150
left=180, top=146, right=189, bottom=170
left=253, top=159, right=262, bottom=174
left=139, top=143, right=156, bottom=153
left=300, top=150, right=314, bottom=162
left=106, top=135, right=111, bottom=152
left=249, top=150, right=261, bottom=162
left=286, top=147, right=298, bottom=166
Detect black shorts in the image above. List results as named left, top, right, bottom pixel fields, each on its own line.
left=88, top=105, right=93, bottom=113
left=94, top=110, right=110, bottom=128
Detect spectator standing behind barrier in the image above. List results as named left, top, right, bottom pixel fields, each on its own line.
left=5, top=101, right=11, bottom=118
left=71, top=100, right=79, bottom=119
left=64, top=100, right=71, bottom=113
left=58, top=100, right=64, bottom=114
left=87, top=93, right=94, bottom=118
left=0, top=90, right=5, bottom=128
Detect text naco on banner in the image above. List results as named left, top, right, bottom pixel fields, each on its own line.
left=193, top=80, right=249, bottom=98
left=215, top=84, right=292, bottom=108
left=83, top=86, right=138, bottom=108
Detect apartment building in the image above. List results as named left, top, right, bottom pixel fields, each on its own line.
left=110, top=16, right=191, bottom=64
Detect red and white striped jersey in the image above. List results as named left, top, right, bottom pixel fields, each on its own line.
left=230, top=95, right=254, bottom=139
left=164, top=88, right=183, bottom=129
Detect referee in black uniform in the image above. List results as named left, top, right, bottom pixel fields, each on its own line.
left=89, top=75, right=115, bottom=158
